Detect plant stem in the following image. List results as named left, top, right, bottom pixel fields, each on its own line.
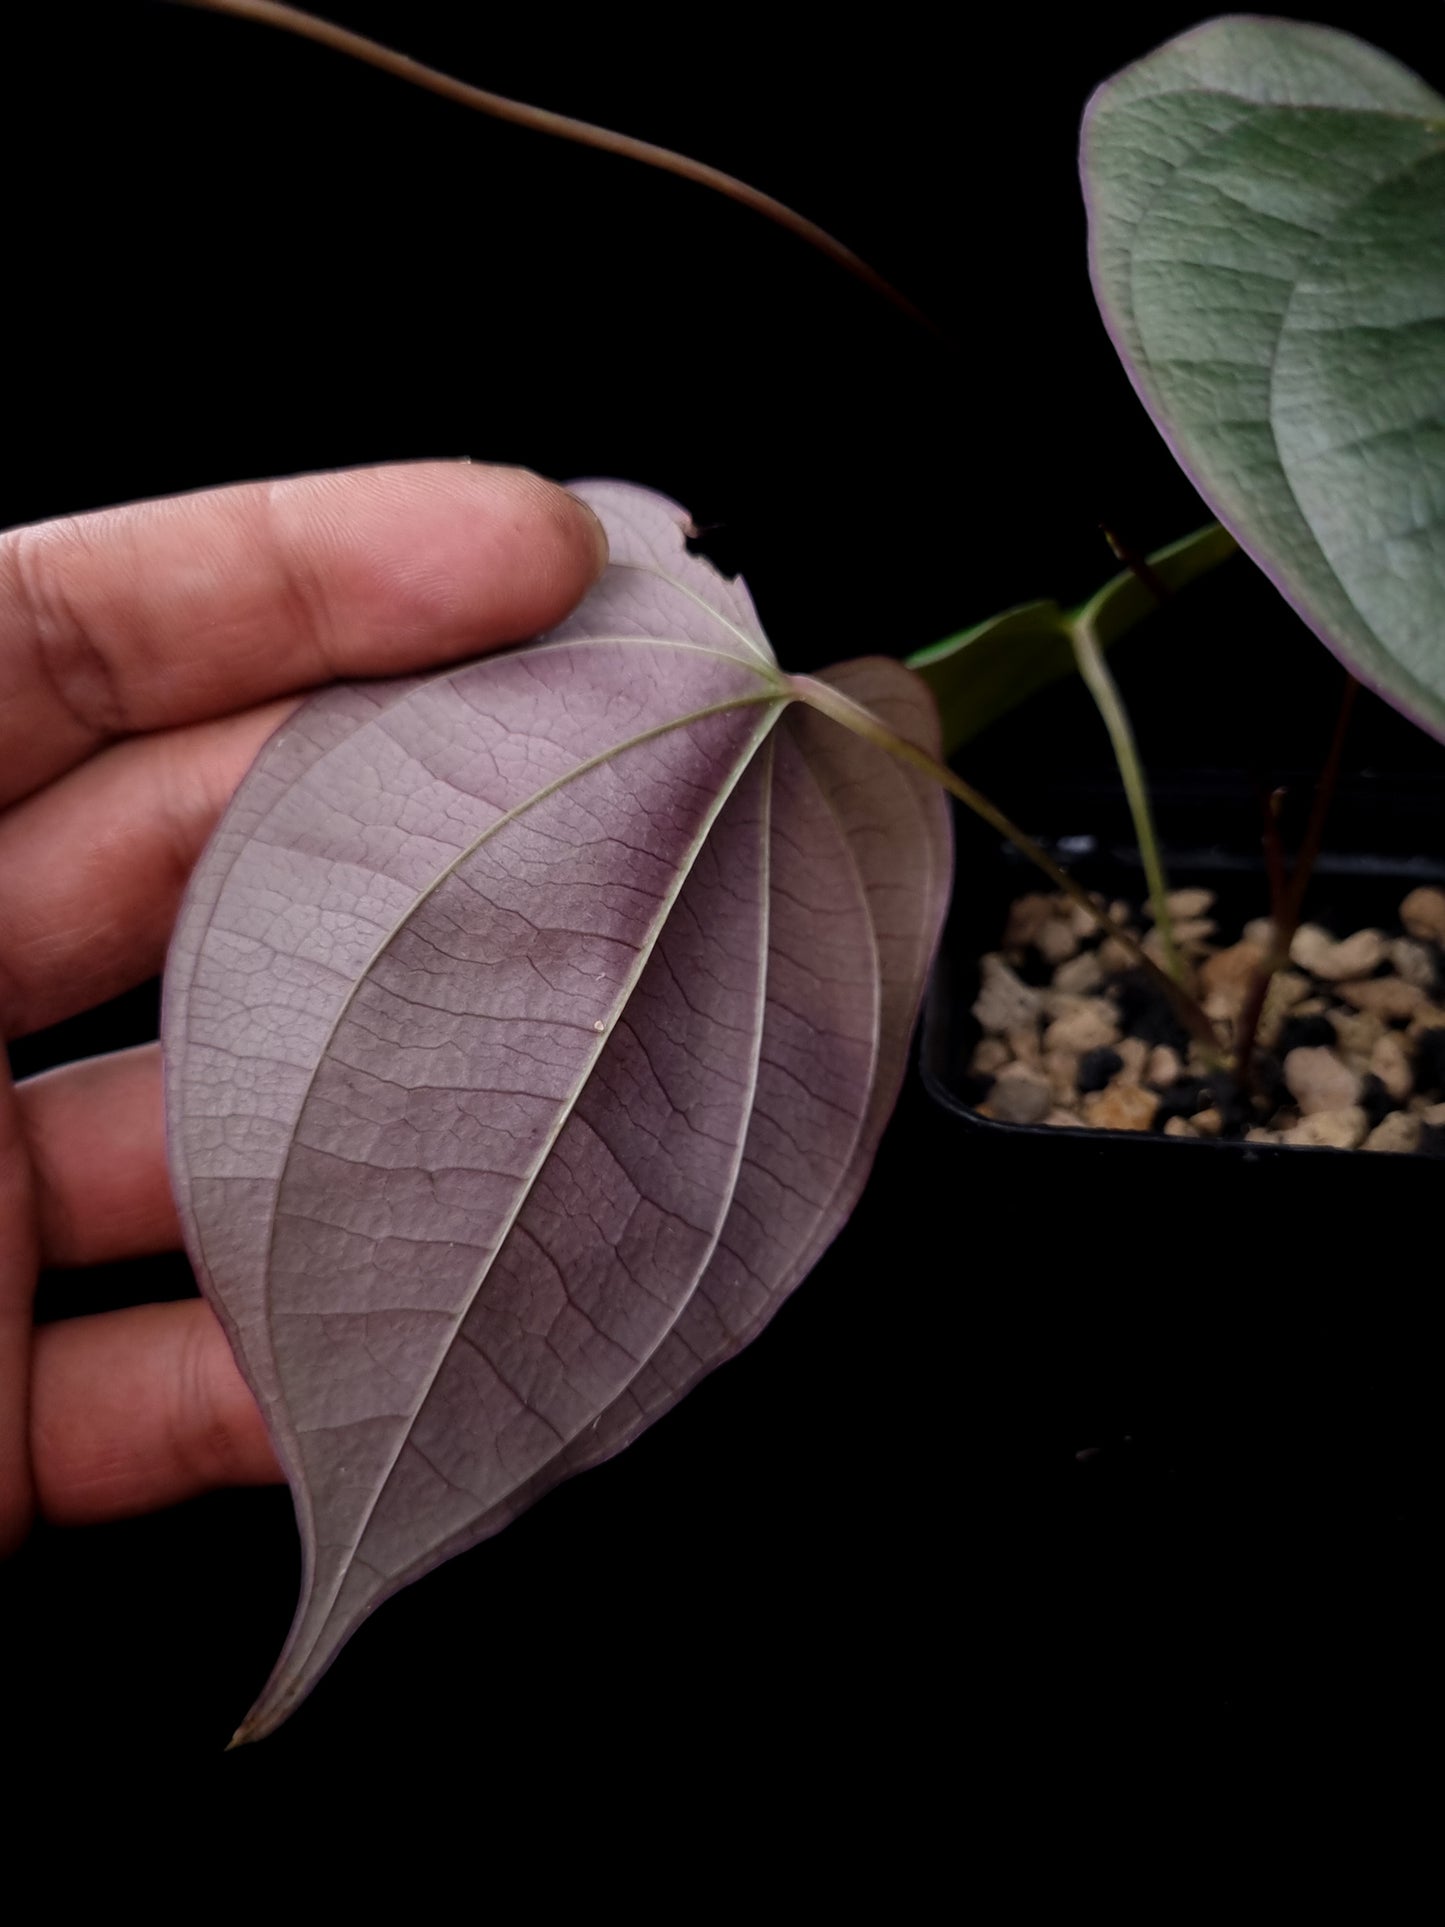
left=1232, top=672, right=1360, bottom=1090
left=1068, top=611, right=1183, bottom=986
left=168, top=0, right=939, bottom=338
left=906, top=523, right=1236, bottom=761
left=790, top=675, right=1221, bottom=1058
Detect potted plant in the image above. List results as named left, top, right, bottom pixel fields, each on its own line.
left=5, top=0, right=1441, bottom=1765
left=911, top=13, right=1445, bottom=1169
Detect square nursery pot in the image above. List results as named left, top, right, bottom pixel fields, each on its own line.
left=909, top=774, right=1441, bottom=1742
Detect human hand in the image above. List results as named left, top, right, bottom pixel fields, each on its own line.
left=0, top=462, right=608, bottom=1553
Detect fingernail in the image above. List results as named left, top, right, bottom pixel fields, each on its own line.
left=567, top=491, right=611, bottom=576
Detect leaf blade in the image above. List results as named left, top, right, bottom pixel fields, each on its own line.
left=1082, top=15, right=1445, bottom=737
left=164, top=486, right=949, bottom=1743
left=252, top=704, right=782, bottom=1731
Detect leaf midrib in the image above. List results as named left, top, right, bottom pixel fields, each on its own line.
left=280, top=694, right=787, bottom=1642
left=1108, top=84, right=1444, bottom=716
left=175, top=632, right=783, bottom=1399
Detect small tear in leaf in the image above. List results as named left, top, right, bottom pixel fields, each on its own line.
left=683, top=518, right=746, bottom=579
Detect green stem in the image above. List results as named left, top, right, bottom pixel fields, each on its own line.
left=905, top=523, right=1236, bottom=761
left=1068, top=612, right=1183, bottom=986
left=790, top=675, right=1221, bottom=1058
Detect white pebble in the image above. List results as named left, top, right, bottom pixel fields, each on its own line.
left=1290, top=924, right=1388, bottom=981
left=1043, top=998, right=1119, bottom=1055
left=1283, top=1045, right=1362, bottom=1116
left=973, top=955, right=1040, bottom=1036
left=986, top=1064, right=1052, bottom=1124
left=1363, top=1112, right=1421, bottom=1154
left=1400, top=887, right=1445, bottom=945
left=1282, top=1107, right=1368, bottom=1149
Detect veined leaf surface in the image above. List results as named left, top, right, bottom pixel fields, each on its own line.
left=1083, top=16, right=1445, bottom=738
left=163, top=481, right=951, bottom=1741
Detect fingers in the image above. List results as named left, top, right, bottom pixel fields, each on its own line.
left=0, top=1059, right=40, bottom=1553
left=0, top=703, right=292, bottom=1037
left=20, top=1054, right=279, bottom=1529
left=31, top=1298, right=282, bottom=1526
left=17, top=1046, right=177, bottom=1270
left=0, top=462, right=609, bottom=808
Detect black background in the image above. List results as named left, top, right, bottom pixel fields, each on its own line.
left=3, top=0, right=1439, bottom=1816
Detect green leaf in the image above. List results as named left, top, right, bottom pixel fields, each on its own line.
left=907, top=522, right=1235, bottom=755
left=1083, top=15, right=1445, bottom=740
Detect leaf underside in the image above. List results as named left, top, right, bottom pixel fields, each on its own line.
left=162, top=481, right=951, bottom=1741
left=1083, top=15, right=1445, bottom=739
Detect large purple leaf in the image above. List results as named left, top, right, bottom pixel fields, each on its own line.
left=162, top=481, right=951, bottom=1741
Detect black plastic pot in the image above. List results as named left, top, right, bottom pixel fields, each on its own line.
left=913, top=772, right=1442, bottom=1440
left=920, top=766, right=1441, bottom=1341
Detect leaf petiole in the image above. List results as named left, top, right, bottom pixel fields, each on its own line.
left=1067, top=609, right=1182, bottom=985
left=789, top=673, right=1221, bottom=1057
